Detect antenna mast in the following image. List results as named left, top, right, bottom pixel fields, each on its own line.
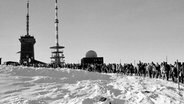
left=26, top=0, right=30, bottom=36
left=55, top=0, right=59, bottom=46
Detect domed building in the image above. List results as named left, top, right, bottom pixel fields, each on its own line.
left=86, top=50, right=97, bottom=58
left=81, top=50, right=103, bottom=65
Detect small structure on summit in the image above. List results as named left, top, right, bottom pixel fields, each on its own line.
left=81, top=50, right=104, bottom=65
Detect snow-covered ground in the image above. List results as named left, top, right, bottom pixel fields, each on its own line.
left=0, top=65, right=184, bottom=104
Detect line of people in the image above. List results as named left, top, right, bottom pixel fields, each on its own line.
left=7, top=60, right=183, bottom=84
left=64, top=61, right=184, bottom=84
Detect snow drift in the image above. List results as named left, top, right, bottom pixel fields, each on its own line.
left=0, top=65, right=184, bottom=104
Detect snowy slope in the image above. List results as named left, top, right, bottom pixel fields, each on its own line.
left=0, top=65, right=184, bottom=104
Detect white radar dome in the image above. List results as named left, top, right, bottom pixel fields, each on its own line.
left=86, top=50, right=97, bottom=58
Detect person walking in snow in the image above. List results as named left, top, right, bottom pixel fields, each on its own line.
left=181, top=63, right=184, bottom=83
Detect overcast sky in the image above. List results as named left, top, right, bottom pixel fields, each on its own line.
left=1, top=0, right=184, bottom=64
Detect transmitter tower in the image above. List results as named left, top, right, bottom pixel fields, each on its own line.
left=50, top=0, right=65, bottom=67
left=19, top=0, right=36, bottom=65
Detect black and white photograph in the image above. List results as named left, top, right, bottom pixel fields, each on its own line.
left=0, top=0, right=184, bottom=103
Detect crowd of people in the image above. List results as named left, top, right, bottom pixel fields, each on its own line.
left=64, top=61, right=184, bottom=84
left=4, top=60, right=184, bottom=84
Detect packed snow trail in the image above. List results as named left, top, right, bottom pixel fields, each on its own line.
left=0, top=65, right=184, bottom=104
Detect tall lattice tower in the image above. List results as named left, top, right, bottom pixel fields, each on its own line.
left=50, top=0, right=65, bottom=67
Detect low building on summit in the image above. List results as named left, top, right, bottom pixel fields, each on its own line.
left=81, top=50, right=104, bottom=65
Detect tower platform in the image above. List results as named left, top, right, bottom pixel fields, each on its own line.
left=50, top=44, right=65, bottom=67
